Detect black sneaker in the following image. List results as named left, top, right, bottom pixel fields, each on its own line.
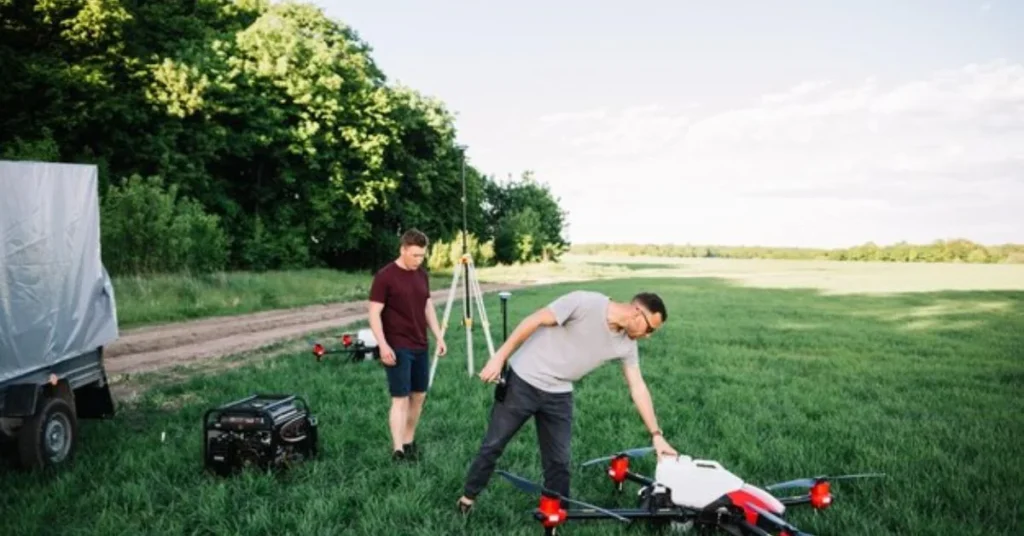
left=403, top=441, right=419, bottom=461
left=392, top=449, right=406, bottom=462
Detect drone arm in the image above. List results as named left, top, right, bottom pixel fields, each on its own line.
left=736, top=519, right=773, bottom=536
left=777, top=494, right=812, bottom=507
left=624, top=471, right=655, bottom=487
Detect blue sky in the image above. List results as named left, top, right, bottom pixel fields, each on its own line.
left=312, top=0, right=1023, bottom=247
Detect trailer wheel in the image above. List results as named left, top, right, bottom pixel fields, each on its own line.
left=18, top=395, right=78, bottom=470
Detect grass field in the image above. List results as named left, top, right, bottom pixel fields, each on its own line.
left=3, top=264, right=1023, bottom=535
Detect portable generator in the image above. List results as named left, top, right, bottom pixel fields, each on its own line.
left=203, top=393, right=318, bottom=476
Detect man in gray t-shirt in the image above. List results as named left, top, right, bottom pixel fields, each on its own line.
left=456, top=289, right=678, bottom=514
left=508, top=290, right=640, bottom=393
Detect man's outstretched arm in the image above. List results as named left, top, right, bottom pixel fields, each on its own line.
left=622, top=361, right=678, bottom=456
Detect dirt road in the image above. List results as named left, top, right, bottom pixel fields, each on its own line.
left=102, top=282, right=525, bottom=379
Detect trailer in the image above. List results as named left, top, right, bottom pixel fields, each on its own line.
left=0, top=160, right=119, bottom=470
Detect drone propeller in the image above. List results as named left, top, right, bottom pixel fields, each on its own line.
left=746, top=503, right=814, bottom=536
left=495, top=470, right=630, bottom=523
left=580, top=446, right=656, bottom=467
left=764, top=472, right=886, bottom=491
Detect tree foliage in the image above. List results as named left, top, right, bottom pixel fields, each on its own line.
left=0, top=0, right=569, bottom=275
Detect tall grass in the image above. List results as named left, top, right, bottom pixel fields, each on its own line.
left=111, top=269, right=454, bottom=328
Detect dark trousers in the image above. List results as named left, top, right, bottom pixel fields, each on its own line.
left=463, top=368, right=574, bottom=499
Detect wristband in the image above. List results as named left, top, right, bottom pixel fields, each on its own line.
left=651, top=429, right=662, bottom=437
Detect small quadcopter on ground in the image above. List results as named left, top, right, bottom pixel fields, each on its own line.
left=308, top=328, right=380, bottom=363
left=497, top=446, right=884, bottom=535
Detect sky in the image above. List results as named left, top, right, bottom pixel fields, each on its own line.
left=312, top=0, right=1024, bottom=248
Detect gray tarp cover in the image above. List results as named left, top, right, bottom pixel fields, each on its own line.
left=0, top=160, right=119, bottom=383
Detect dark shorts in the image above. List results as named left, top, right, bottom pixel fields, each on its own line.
left=385, top=347, right=429, bottom=397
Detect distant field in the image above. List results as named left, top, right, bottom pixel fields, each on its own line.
left=3, top=274, right=1021, bottom=535
left=475, top=253, right=1024, bottom=294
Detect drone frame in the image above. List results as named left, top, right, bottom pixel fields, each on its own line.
left=309, top=330, right=380, bottom=363
left=501, top=449, right=882, bottom=536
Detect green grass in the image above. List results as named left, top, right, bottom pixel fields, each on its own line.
left=112, top=268, right=454, bottom=328
left=3, top=277, right=1022, bottom=535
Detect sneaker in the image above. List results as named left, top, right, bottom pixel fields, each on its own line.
left=456, top=497, right=474, bottom=515
left=403, top=441, right=419, bottom=461
left=392, top=449, right=406, bottom=462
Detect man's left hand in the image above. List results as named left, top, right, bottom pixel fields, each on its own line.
left=653, top=434, right=678, bottom=459
left=436, top=339, right=447, bottom=356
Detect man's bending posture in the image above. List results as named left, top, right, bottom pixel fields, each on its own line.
left=456, top=290, right=677, bottom=513
left=368, top=228, right=447, bottom=462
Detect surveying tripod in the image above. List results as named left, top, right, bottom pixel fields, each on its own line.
left=428, top=253, right=498, bottom=389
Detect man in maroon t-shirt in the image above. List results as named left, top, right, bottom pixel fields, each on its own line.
left=369, top=228, right=447, bottom=461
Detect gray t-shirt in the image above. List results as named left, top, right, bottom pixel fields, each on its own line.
left=508, top=290, right=639, bottom=393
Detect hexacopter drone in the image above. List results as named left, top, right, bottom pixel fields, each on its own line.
left=309, top=328, right=380, bottom=363
left=497, top=446, right=884, bottom=535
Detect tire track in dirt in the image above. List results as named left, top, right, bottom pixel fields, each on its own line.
left=103, top=282, right=525, bottom=378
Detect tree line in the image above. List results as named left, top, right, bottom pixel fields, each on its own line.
left=571, top=240, right=1024, bottom=264
left=0, top=0, right=569, bottom=276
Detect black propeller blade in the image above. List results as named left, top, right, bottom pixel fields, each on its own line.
left=764, top=472, right=885, bottom=491
left=495, top=470, right=631, bottom=523
left=580, top=446, right=656, bottom=467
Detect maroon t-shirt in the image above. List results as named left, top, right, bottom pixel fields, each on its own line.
left=369, top=261, right=431, bottom=351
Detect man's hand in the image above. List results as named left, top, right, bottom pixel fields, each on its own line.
left=435, top=339, right=447, bottom=357
left=652, top=434, right=678, bottom=459
left=478, top=354, right=505, bottom=383
left=379, top=343, right=396, bottom=366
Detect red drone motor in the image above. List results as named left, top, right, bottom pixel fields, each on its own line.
left=312, top=333, right=356, bottom=362
left=538, top=495, right=567, bottom=528
left=608, top=455, right=630, bottom=484
left=810, top=481, right=833, bottom=509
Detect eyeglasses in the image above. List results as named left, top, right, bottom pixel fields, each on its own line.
left=637, top=307, right=655, bottom=334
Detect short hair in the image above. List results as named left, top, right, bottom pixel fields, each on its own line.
left=632, top=292, right=667, bottom=322
left=400, top=228, right=428, bottom=248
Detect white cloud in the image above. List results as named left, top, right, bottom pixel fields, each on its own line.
left=528, top=60, right=1024, bottom=247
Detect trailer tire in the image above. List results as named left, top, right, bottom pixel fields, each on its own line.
left=17, top=395, right=78, bottom=470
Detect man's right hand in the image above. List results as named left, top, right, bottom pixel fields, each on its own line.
left=380, top=343, right=396, bottom=366
left=478, top=354, right=505, bottom=383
